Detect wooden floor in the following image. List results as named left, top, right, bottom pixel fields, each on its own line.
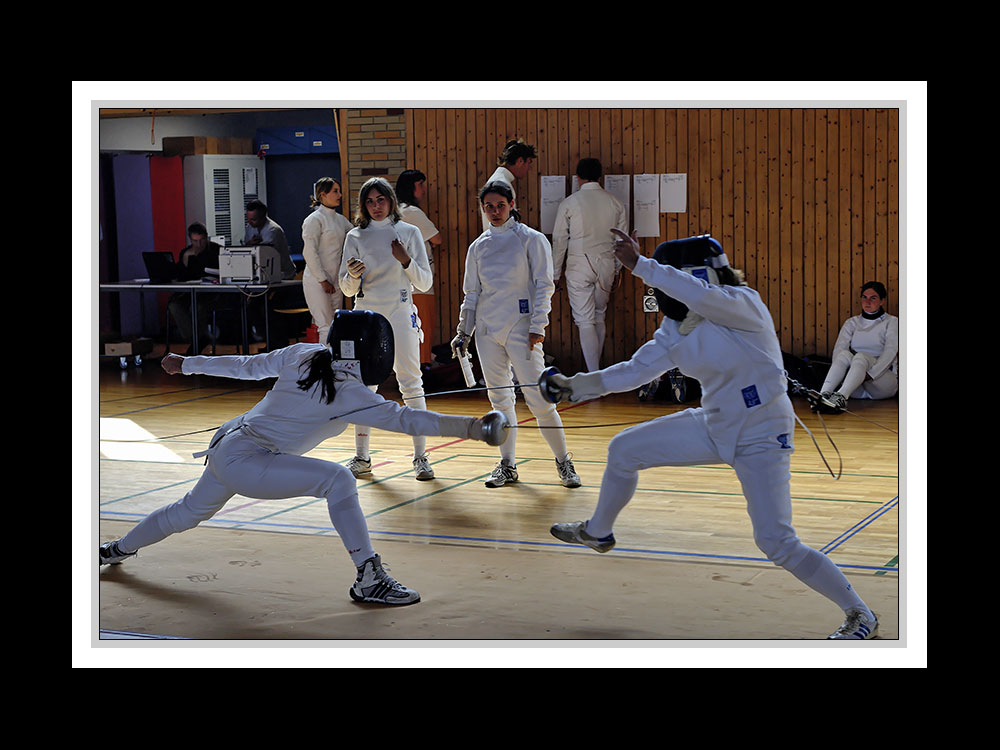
left=91, top=344, right=905, bottom=663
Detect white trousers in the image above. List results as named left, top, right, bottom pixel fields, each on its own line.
left=353, top=303, right=427, bottom=458
left=302, top=270, right=344, bottom=344
left=821, top=350, right=898, bottom=400
left=475, top=325, right=568, bottom=464
left=565, top=254, right=615, bottom=371
left=587, top=406, right=868, bottom=614
left=118, top=431, right=376, bottom=566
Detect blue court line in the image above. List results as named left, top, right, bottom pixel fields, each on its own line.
left=98, top=510, right=898, bottom=574
left=821, top=497, right=899, bottom=554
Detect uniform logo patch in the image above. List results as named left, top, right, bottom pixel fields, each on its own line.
left=400, top=289, right=408, bottom=303
left=519, top=299, right=530, bottom=314
left=777, top=433, right=792, bottom=449
left=741, top=384, right=761, bottom=408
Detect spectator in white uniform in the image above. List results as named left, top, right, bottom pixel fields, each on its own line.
left=817, top=281, right=899, bottom=414
left=481, top=138, right=536, bottom=231
left=551, top=158, right=629, bottom=371
left=397, top=169, right=442, bottom=362
left=453, top=181, right=581, bottom=489
left=301, top=177, right=353, bottom=343
left=339, top=178, right=435, bottom=480
left=547, top=230, right=881, bottom=640
left=98, top=310, right=510, bottom=606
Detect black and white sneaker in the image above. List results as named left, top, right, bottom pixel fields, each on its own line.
left=349, top=554, right=420, bottom=605
left=827, top=608, right=879, bottom=639
left=99, top=540, right=136, bottom=566
left=555, top=455, right=581, bottom=488
left=347, top=455, right=373, bottom=477
left=484, top=460, right=518, bottom=488
left=550, top=520, right=616, bottom=553
left=818, top=391, right=847, bottom=414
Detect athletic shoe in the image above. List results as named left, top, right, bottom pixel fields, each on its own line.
left=827, top=608, right=879, bottom=639
left=413, top=454, right=435, bottom=481
left=555, top=455, right=581, bottom=488
left=349, top=554, right=420, bottom=605
left=98, top=540, right=136, bottom=566
left=484, top=460, right=518, bottom=488
left=818, top=391, right=847, bottom=414
left=347, top=455, right=373, bottom=477
left=637, top=378, right=659, bottom=401
left=550, top=520, right=616, bottom=553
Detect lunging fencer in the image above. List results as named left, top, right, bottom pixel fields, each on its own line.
left=452, top=181, right=581, bottom=489
left=338, top=177, right=436, bottom=480
left=544, top=230, right=880, bottom=639
left=98, top=310, right=509, bottom=606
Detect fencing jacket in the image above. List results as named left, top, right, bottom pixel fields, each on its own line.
left=832, top=311, right=899, bottom=378
left=550, top=183, right=628, bottom=282
left=301, top=205, right=353, bottom=286
left=459, top=216, right=555, bottom=343
left=599, top=256, right=790, bottom=464
left=338, top=218, right=432, bottom=309
left=181, top=344, right=472, bottom=459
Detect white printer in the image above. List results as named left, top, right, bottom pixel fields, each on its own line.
left=219, top=245, right=281, bottom=284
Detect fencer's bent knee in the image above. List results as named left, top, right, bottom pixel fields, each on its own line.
left=753, top=530, right=811, bottom=571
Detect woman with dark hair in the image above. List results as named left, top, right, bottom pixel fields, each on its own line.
left=98, top=314, right=508, bottom=606
left=452, top=181, right=581, bottom=489
left=817, top=281, right=899, bottom=413
left=301, top=177, right=353, bottom=342
left=396, top=170, right=443, bottom=361
left=338, top=178, right=435, bottom=480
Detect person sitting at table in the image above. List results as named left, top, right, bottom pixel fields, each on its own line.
left=167, top=222, right=226, bottom=354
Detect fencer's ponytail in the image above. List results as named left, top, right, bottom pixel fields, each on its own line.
left=297, top=348, right=338, bottom=404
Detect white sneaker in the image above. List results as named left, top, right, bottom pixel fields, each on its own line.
left=347, top=455, right=372, bottom=478
left=484, top=460, right=518, bottom=488
left=556, top=455, right=581, bottom=488
left=827, top=608, right=879, bottom=639
left=349, top=554, right=420, bottom=605
left=98, top=540, right=136, bottom=566
left=413, top=454, right=435, bottom=481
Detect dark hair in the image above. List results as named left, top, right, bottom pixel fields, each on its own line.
left=355, top=177, right=402, bottom=228
left=575, top=158, right=603, bottom=181
left=296, top=348, right=338, bottom=404
left=479, top=181, right=521, bottom=223
left=310, top=177, right=340, bottom=208
left=188, top=222, right=208, bottom=237
left=861, top=281, right=888, bottom=300
left=498, top=138, right=537, bottom=166
left=395, top=169, right=426, bottom=207
left=246, top=199, right=267, bottom=217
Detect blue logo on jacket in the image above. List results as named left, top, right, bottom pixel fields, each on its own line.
left=777, top=433, right=791, bottom=450
left=741, top=385, right=761, bottom=408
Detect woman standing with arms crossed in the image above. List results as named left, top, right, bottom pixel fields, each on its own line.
left=339, top=178, right=435, bottom=480
left=452, top=181, right=581, bottom=489
left=300, top=177, right=354, bottom=343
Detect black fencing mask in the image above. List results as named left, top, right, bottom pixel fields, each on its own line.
left=327, top=309, right=395, bottom=386
left=651, top=235, right=728, bottom=321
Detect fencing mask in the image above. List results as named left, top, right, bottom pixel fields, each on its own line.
left=327, top=309, right=395, bottom=386
left=651, top=235, right=730, bottom=321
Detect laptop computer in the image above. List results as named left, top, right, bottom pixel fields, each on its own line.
left=142, top=252, right=180, bottom=283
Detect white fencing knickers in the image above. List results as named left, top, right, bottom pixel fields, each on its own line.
left=587, top=406, right=868, bottom=613
left=118, top=430, right=376, bottom=566
left=822, top=350, right=898, bottom=400
left=564, top=253, right=615, bottom=372
left=353, top=302, right=428, bottom=459
left=474, top=323, right=569, bottom=464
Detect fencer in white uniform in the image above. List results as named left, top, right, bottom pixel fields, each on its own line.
left=339, top=177, right=434, bottom=480
left=551, top=159, right=628, bottom=371
left=301, top=177, right=354, bottom=343
left=98, top=310, right=509, bottom=606
left=454, top=181, right=580, bottom=489
left=819, top=281, right=899, bottom=413
left=547, top=230, right=880, bottom=640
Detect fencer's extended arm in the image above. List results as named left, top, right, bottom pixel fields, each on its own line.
left=632, top=256, right=772, bottom=332
left=178, top=349, right=290, bottom=380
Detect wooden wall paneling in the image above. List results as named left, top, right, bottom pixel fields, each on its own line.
left=802, top=109, right=817, bottom=358
left=814, top=109, right=829, bottom=355
left=887, top=109, right=899, bottom=317
left=875, top=109, right=889, bottom=304
left=733, top=109, right=746, bottom=273
left=851, top=109, right=865, bottom=324
left=790, top=108, right=805, bottom=355
left=825, top=110, right=840, bottom=355
left=767, top=109, right=781, bottom=336
left=721, top=109, right=735, bottom=260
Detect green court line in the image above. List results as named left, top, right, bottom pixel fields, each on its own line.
left=876, top=554, right=899, bottom=576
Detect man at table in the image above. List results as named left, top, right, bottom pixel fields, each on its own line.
left=167, top=222, right=226, bottom=354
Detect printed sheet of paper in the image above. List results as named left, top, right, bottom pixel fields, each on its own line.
left=540, top=175, right=566, bottom=234
left=633, top=174, right=660, bottom=237
left=660, top=173, right=687, bottom=213
left=603, top=175, right=630, bottom=222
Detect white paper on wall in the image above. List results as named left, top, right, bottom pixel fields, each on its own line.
left=540, top=175, right=567, bottom=234
left=633, top=174, right=660, bottom=237
left=660, top=173, right=687, bottom=213
left=603, top=175, right=630, bottom=223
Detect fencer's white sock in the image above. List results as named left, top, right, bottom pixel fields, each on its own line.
left=355, top=429, right=370, bottom=461
left=404, top=396, right=428, bottom=456
left=327, top=490, right=376, bottom=566
left=586, top=465, right=640, bottom=538
left=499, top=407, right=518, bottom=464
left=786, top=546, right=873, bottom=617
left=535, top=410, right=569, bottom=461
left=578, top=324, right=601, bottom=372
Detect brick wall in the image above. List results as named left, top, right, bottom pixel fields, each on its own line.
left=343, top=108, right=408, bottom=208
